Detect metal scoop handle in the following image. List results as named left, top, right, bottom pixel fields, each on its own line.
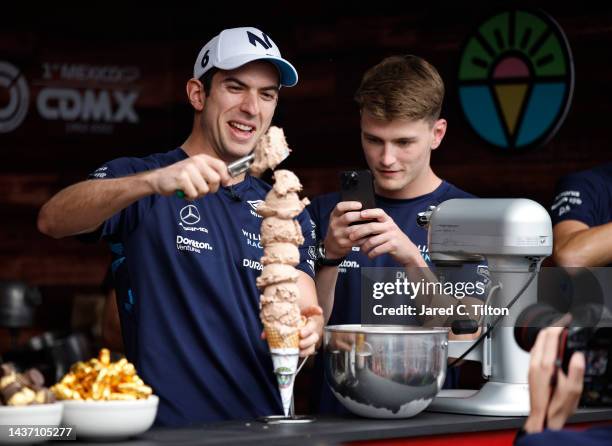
left=175, top=154, right=255, bottom=198
left=227, top=153, right=255, bottom=177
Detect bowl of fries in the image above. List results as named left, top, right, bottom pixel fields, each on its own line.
left=51, top=349, right=158, bottom=440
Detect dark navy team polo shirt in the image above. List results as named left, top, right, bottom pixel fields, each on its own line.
left=308, top=181, right=488, bottom=414
left=308, top=181, right=487, bottom=326
left=550, top=163, right=612, bottom=229
left=89, top=148, right=316, bottom=426
left=516, top=426, right=612, bottom=446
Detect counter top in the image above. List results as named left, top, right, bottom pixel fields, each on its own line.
left=69, top=407, right=612, bottom=446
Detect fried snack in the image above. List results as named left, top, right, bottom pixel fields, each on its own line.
left=0, top=363, right=55, bottom=406
left=51, top=348, right=153, bottom=401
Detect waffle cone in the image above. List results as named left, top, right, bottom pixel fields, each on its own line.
left=265, top=326, right=300, bottom=349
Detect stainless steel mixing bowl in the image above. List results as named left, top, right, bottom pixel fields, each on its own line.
left=324, top=325, right=448, bottom=418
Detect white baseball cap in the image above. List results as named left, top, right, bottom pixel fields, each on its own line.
left=193, top=27, right=298, bottom=87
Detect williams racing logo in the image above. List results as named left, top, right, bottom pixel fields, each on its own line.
left=242, top=228, right=262, bottom=249
left=247, top=200, right=264, bottom=219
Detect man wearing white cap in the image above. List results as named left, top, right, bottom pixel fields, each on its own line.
left=38, top=27, right=323, bottom=425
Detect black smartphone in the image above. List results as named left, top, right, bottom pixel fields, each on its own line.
left=340, top=170, right=377, bottom=225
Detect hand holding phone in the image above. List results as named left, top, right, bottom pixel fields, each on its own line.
left=340, top=170, right=376, bottom=225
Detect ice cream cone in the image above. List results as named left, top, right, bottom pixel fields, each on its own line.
left=264, top=326, right=300, bottom=350
left=270, top=348, right=299, bottom=417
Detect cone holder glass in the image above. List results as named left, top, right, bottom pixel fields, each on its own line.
left=258, top=354, right=316, bottom=424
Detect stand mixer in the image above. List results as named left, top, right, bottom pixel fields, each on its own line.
left=418, top=198, right=552, bottom=416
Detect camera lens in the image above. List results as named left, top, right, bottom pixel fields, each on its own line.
left=514, top=303, right=563, bottom=351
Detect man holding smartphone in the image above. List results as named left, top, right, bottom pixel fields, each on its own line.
left=308, top=55, right=487, bottom=413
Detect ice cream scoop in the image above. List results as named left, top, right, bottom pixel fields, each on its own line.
left=261, top=217, right=304, bottom=246
left=248, top=126, right=291, bottom=177
left=256, top=264, right=300, bottom=289
left=257, top=191, right=310, bottom=219
left=271, top=170, right=302, bottom=195
left=260, top=282, right=301, bottom=305
left=260, top=301, right=302, bottom=330
left=261, top=243, right=300, bottom=266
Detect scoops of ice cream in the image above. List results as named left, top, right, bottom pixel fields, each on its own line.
left=260, top=217, right=304, bottom=246
left=250, top=126, right=291, bottom=177
left=261, top=243, right=300, bottom=267
left=256, top=168, right=308, bottom=416
left=256, top=190, right=310, bottom=219
left=257, top=170, right=306, bottom=341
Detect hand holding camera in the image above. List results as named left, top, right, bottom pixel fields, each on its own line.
left=523, top=325, right=586, bottom=433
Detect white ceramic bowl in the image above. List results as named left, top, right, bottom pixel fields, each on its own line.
left=0, top=403, right=63, bottom=444
left=61, top=395, right=158, bottom=441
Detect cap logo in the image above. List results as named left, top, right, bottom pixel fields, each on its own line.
left=200, top=49, right=210, bottom=69
left=247, top=30, right=273, bottom=50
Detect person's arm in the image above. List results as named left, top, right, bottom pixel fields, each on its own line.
left=523, top=326, right=585, bottom=434
left=38, top=174, right=154, bottom=238
left=102, top=289, right=124, bottom=353
left=348, top=208, right=482, bottom=337
left=37, top=154, right=231, bottom=239
left=553, top=220, right=612, bottom=267
left=315, top=266, right=340, bottom=324
left=348, top=208, right=427, bottom=267
left=295, top=272, right=324, bottom=357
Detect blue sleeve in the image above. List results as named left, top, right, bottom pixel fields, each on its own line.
left=550, top=172, right=598, bottom=227
left=88, top=157, right=159, bottom=241
left=306, top=199, right=323, bottom=242
left=295, top=208, right=316, bottom=278
left=307, top=195, right=335, bottom=242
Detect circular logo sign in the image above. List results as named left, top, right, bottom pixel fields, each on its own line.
left=458, top=9, right=574, bottom=150
left=0, top=61, right=29, bottom=133
left=180, top=205, right=201, bottom=225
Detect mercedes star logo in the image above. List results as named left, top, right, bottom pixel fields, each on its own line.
left=180, top=205, right=201, bottom=225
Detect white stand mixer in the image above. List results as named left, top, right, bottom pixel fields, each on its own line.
left=419, top=198, right=552, bottom=416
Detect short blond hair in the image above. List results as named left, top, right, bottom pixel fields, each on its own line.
left=354, top=55, right=445, bottom=123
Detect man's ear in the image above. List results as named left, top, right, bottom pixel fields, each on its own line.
left=431, top=118, right=447, bottom=150
left=186, top=78, right=205, bottom=111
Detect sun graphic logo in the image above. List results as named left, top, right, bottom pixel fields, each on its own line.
left=458, top=9, right=574, bottom=150
left=0, top=61, right=29, bottom=134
